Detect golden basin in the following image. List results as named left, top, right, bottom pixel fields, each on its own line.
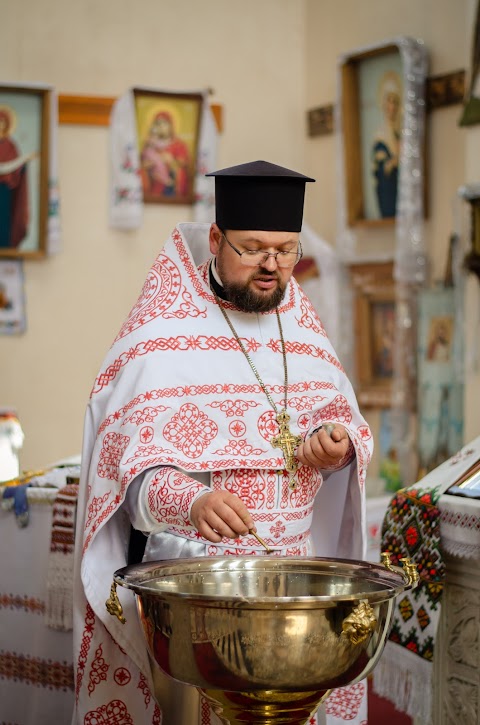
left=112, top=555, right=417, bottom=724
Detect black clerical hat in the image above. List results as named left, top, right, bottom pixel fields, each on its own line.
left=206, top=160, right=315, bottom=232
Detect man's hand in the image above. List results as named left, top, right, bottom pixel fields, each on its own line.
left=296, top=424, right=350, bottom=470
left=190, top=490, right=255, bottom=543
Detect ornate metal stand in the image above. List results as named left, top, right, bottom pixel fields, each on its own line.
left=201, top=687, right=331, bottom=725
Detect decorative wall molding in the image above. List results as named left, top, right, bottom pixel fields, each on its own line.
left=58, top=94, right=223, bottom=132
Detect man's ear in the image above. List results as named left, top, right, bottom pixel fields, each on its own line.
left=209, top=223, right=222, bottom=255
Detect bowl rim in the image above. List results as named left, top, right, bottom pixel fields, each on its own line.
left=113, top=555, right=413, bottom=605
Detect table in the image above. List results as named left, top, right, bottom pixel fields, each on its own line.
left=0, top=483, right=395, bottom=725
left=0, top=487, right=75, bottom=725
left=365, top=493, right=392, bottom=562
left=432, top=493, right=480, bottom=724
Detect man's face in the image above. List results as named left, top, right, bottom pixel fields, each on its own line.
left=209, top=224, right=299, bottom=312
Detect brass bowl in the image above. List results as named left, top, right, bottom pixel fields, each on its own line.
left=113, top=556, right=415, bottom=724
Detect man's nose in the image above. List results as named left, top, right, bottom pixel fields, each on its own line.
left=262, top=253, right=279, bottom=270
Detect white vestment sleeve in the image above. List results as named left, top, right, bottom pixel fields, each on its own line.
left=124, top=467, right=211, bottom=533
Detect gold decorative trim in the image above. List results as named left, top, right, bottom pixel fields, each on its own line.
left=58, top=94, right=223, bottom=132
left=381, top=552, right=420, bottom=586
left=342, top=600, right=377, bottom=645
left=106, top=581, right=126, bottom=624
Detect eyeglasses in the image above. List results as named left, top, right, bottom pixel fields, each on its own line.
left=221, top=232, right=303, bottom=268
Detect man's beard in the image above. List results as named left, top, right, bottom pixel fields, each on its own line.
left=222, top=270, right=287, bottom=312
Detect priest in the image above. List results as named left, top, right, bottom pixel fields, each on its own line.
left=72, top=160, right=373, bottom=725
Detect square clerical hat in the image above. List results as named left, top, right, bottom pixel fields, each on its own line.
left=206, top=160, right=315, bottom=232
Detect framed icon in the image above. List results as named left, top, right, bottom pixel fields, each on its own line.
left=0, top=84, right=51, bottom=258
left=134, top=89, right=203, bottom=205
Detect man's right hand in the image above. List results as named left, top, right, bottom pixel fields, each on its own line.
left=190, top=490, right=255, bottom=543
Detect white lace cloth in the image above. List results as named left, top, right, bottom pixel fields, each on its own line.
left=439, top=493, right=480, bottom=559
left=0, top=488, right=74, bottom=724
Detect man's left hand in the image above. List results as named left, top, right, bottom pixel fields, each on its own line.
left=295, top=424, right=350, bottom=470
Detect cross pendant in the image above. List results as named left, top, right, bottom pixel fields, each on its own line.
left=271, top=410, right=302, bottom=489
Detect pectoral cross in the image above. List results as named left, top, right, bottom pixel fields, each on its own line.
left=271, top=410, right=302, bottom=490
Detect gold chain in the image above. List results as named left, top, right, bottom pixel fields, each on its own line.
left=210, top=286, right=288, bottom=414
left=210, top=285, right=302, bottom=487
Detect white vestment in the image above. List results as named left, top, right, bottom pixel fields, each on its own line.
left=72, top=223, right=373, bottom=725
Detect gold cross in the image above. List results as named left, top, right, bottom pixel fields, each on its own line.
left=271, top=410, right=302, bottom=489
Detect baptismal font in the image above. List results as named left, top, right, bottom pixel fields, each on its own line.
left=107, top=554, right=418, bottom=725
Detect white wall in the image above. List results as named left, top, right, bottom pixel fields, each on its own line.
left=0, top=0, right=307, bottom=468
left=304, top=0, right=480, bottom=473
left=1, top=0, right=479, bottom=473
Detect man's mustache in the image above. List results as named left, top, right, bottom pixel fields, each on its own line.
left=251, top=269, right=281, bottom=281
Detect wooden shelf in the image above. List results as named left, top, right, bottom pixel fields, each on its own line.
left=58, top=93, right=223, bottom=132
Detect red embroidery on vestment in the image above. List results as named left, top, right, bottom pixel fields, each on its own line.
left=324, top=681, right=365, bottom=719
left=88, top=644, right=109, bottom=695
left=114, top=667, right=131, bottom=686
left=257, top=410, right=280, bottom=442
left=93, top=336, right=262, bottom=393
left=268, top=339, right=344, bottom=371
left=146, top=469, right=205, bottom=526
left=115, top=256, right=182, bottom=340
left=84, top=699, right=134, bottom=724
left=139, top=426, right=154, bottom=443
left=229, top=420, right=246, bottom=437
left=296, top=288, right=327, bottom=335
left=97, top=432, right=130, bottom=480
left=288, top=394, right=327, bottom=411
left=137, top=672, right=151, bottom=707
left=269, top=510, right=310, bottom=524
left=109, top=631, right=127, bottom=656
left=212, top=439, right=266, bottom=456
left=123, top=405, right=170, bottom=426
left=76, top=603, right=95, bottom=700
left=206, top=398, right=261, bottom=417
left=213, top=468, right=273, bottom=509
left=85, top=453, right=294, bottom=553
left=163, top=403, right=218, bottom=458
left=350, top=429, right=369, bottom=490
left=164, top=287, right=207, bottom=321
left=85, top=493, right=110, bottom=529
left=201, top=695, right=212, bottom=724
left=281, top=466, right=322, bottom=507
left=174, top=230, right=217, bottom=306
left=97, top=381, right=335, bottom=433
left=312, top=395, right=352, bottom=426
left=125, top=444, right=174, bottom=463
left=297, top=413, right=311, bottom=430
left=357, top=425, right=372, bottom=440
left=115, top=254, right=207, bottom=343
left=152, top=703, right=162, bottom=724
left=84, top=455, right=168, bottom=553
left=270, top=520, right=286, bottom=538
